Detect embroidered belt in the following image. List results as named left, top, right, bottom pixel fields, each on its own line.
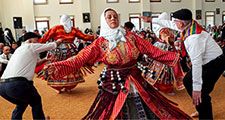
left=97, top=65, right=136, bottom=95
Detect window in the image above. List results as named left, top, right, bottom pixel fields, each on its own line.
left=205, top=11, right=215, bottom=27
left=205, top=0, right=215, bottom=2
left=223, top=11, right=225, bottom=23
left=129, top=0, right=140, bottom=3
left=33, top=0, right=47, bottom=5
left=106, top=0, right=119, bottom=3
left=170, top=0, right=181, bottom=2
left=129, top=13, right=141, bottom=30
left=150, top=0, right=161, bottom=2
left=59, top=0, right=73, bottom=4
left=35, top=17, right=50, bottom=34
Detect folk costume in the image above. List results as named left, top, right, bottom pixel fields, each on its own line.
left=39, top=15, right=95, bottom=92
left=140, top=27, right=185, bottom=94
left=153, top=8, right=225, bottom=119
left=139, top=13, right=185, bottom=93
left=44, top=8, right=191, bottom=119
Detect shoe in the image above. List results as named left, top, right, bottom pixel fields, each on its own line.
left=190, top=111, right=199, bottom=118
left=177, top=84, right=185, bottom=90
left=176, top=81, right=185, bottom=91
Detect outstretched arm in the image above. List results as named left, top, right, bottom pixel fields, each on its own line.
left=134, top=33, right=179, bottom=67
left=140, top=16, right=179, bottom=31
left=74, top=28, right=96, bottom=41
left=45, top=39, right=101, bottom=80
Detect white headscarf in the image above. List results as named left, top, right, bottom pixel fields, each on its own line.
left=99, top=8, right=126, bottom=51
left=152, top=12, right=170, bottom=37
left=60, top=15, right=72, bottom=33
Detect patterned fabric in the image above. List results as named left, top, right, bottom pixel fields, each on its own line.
left=46, top=42, right=84, bottom=89
left=39, top=25, right=94, bottom=43
left=45, top=32, right=191, bottom=119
left=140, top=55, right=180, bottom=93
left=180, top=20, right=205, bottom=41
left=39, top=25, right=95, bottom=91
left=139, top=33, right=184, bottom=93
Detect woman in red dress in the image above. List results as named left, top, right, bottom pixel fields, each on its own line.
left=39, top=15, right=96, bottom=93
left=44, top=8, right=191, bottom=119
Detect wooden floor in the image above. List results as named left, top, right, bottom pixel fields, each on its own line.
left=1, top=64, right=225, bottom=119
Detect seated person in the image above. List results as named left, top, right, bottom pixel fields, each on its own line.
left=0, top=46, right=12, bottom=76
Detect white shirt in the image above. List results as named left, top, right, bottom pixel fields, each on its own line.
left=153, top=19, right=223, bottom=91
left=0, top=53, right=12, bottom=64
left=0, top=53, right=12, bottom=71
left=1, top=42, right=57, bottom=81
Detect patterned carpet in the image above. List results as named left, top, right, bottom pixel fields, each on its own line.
left=1, top=64, right=225, bottom=119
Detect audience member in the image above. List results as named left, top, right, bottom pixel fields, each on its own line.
left=0, top=46, right=12, bottom=76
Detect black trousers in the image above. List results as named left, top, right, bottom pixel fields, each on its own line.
left=183, top=53, right=225, bottom=119
left=0, top=77, right=45, bottom=120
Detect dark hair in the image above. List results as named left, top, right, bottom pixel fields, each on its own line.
left=124, top=22, right=135, bottom=30
left=104, top=8, right=117, bottom=16
left=23, top=32, right=41, bottom=41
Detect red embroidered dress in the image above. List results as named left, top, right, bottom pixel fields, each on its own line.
left=39, top=25, right=94, bottom=91
left=139, top=28, right=185, bottom=93
left=46, top=31, right=191, bottom=119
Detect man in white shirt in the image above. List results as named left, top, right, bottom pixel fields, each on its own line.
left=0, top=32, right=62, bottom=120
left=141, top=9, right=225, bottom=119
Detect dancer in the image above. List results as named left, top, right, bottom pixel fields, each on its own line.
left=140, top=12, right=185, bottom=95
left=39, top=14, right=96, bottom=93
left=142, top=8, right=225, bottom=119
left=44, top=8, right=191, bottom=119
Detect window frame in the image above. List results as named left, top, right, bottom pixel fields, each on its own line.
left=170, top=0, right=181, bottom=2
left=222, top=11, right=225, bottom=24
left=129, top=13, right=141, bottom=30
left=129, top=0, right=140, bottom=3
left=150, top=0, right=161, bottom=2
left=205, top=0, right=215, bottom=2
left=33, top=0, right=48, bottom=5
left=106, top=0, right=119, bottom=3
left=35, top=17, right=50, bottom=33
left=59, top=0, right=73, bottom=4
left=205, top=11, right=215, bottom=27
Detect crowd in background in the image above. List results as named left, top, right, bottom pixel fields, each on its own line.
left=0, top=21, right=225, bottom=78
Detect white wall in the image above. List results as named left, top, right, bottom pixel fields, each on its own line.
left=0, top=0, right=3, bottom=28
left=150, top=0, right=192, bottom=13
left=90, top=0, right=142, bottom=32
left=0, top=0, right=35, bottom=39
left=202, top=0, right=225, bottom=25
left=34, top=0, right=90, bottom=32
left=0, top=0, right=225, bottom=36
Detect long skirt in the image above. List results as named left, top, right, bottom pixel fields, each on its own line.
left=82, top=67, right=191, bottom=119
left=138, top=54, right=184, bottom=93
left=46, top=42, right=85, bottom=91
